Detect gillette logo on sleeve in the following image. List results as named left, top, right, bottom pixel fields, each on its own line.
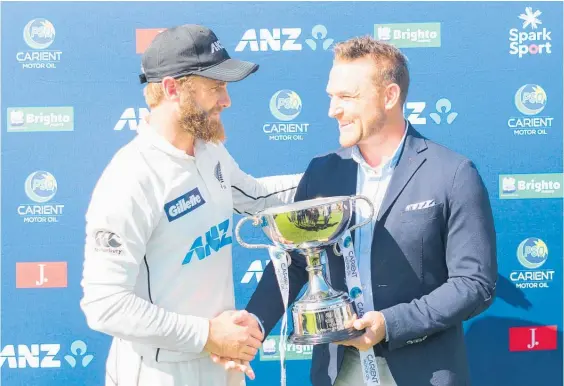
left=165, top=188, right=206, bottom=222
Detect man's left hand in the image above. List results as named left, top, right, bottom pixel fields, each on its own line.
left=210, top=355, right=255, bottom=380
left=336, top=311, right=386, bottom=351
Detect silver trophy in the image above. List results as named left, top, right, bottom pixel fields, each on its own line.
left=235, top=195, right=374, bottom=345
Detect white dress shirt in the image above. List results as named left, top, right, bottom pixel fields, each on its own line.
left=352, top=121, right=408, bottom=332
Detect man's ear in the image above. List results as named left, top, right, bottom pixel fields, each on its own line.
left=162, top=77, right=181, bottom=101
left=383, top=83, right=401, bottom=111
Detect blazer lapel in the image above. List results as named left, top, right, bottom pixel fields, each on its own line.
left=377, top=124, right=428, bottom=221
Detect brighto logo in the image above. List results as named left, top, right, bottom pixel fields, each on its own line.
left=509, top=7, right=551, bottom=58
left=375, top=22, right=441, bottom=48
left=18, top=171, right=64, bottom=223
left=508, top=84, right=552, bottom=136
left=259, top=335, right=313, bottom=361
left=499, top=173, right=562, bottom=199
left=262, top=338, right=277, bottom=355
left=516, top=177, right=560, bottom=193
left=263, top=90, right=309, bottom=141
left=7, top=107, right=74, bottom=132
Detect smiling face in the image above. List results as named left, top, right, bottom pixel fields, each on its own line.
left=326, top=36, right=410, bottom=148
left=326, top=56, right=388, bottom=148
left=145, top=74, right=233, bottom=143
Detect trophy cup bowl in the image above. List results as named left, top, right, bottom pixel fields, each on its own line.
left=235, top=195, right=374, bottom=345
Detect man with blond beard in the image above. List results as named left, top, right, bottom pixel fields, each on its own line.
left=80, top=24, right=301, bottom=386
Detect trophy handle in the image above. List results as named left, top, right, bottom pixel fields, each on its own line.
left=235, top=216, right=271, bottom=249
left=332, top=195, right=374, bottom=256
left=348, top=194, right=375, bottom=232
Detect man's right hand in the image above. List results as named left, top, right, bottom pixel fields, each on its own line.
left=204, top=310, right=263, bottom=362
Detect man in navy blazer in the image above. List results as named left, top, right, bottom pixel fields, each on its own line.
left=243, top=36, right=498, bottom=386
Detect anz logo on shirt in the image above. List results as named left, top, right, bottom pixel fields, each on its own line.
left=182, top=219, right=232, bottom=265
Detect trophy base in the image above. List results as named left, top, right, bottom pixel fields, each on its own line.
left=290, top=291, right=364, bottom=346
left=288, top=326, right=365, bottom=345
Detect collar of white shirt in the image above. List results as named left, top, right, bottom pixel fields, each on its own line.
left=350, top=119, right=409, bottom=177
left=137, top=117, right=212, bottom=161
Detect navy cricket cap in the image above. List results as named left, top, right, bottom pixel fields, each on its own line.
left=139, top=24, right=259, bottom=84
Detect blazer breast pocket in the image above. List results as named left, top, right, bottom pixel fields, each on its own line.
left=399, top=202, right=444, bottom=223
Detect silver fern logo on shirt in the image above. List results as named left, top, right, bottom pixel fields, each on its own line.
left=214, top=162, right=227, bottom=189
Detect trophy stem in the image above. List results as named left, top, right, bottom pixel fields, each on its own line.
left=302, top=250, right=341, bottom=300
left=305, top=251, right=323, bottom=269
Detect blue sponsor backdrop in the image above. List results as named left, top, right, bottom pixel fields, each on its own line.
left=1, top=1, right=562, bottom=385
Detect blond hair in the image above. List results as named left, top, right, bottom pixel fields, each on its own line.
left=333, top=36, right=410, bottom=105
left=144, top=76, right=194, bottom=109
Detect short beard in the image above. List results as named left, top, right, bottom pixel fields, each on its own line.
left=366, top=111, right=387, bottom=138
left=178, top=91, right=225, bottom=143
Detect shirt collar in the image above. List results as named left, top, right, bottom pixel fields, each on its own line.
left=351, top=119, right=408, bottom=176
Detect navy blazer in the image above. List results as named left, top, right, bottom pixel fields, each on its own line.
left=246, top=124, right=498, bottom=386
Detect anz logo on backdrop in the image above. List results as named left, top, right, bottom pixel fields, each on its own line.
left=113, top=108, right=149, bottom=131
left=0, top=340, right=93, bottom=369
left=404, top=98, right=458, bottom=126
left=235, top=25, right=334, bottom=52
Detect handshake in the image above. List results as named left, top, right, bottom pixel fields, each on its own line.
left=204, top=309, right=264, bottom=380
